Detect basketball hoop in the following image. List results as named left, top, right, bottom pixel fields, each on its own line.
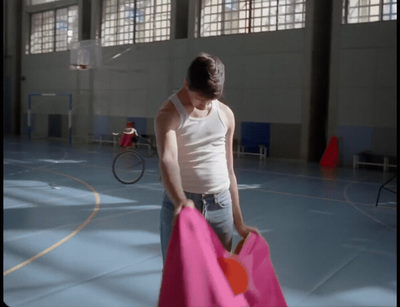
left=70, top=40, right=102, bottom=70
left=70, top=64, right=88, bottom=70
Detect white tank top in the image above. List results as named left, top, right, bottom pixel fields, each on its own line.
left=170, top=93, right=230, bottom=194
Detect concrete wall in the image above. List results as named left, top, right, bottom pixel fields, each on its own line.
left=4, top=0, right=396, bottom=165
left=327, top=3, right=397, bottom=165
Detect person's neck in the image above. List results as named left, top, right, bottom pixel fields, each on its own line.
left=176, top=88, right=213, bottom=117
left=177, top=87, right=191, bottom=107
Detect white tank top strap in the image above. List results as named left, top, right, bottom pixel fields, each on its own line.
left=169, top=94, right=188, bottom=128
left=213, top=100, right=227, bottom=130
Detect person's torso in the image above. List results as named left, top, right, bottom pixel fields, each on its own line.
left=170, top=93, right=230, bottom=194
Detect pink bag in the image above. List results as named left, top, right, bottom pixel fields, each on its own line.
left=158, top=207, right=287, bottom=307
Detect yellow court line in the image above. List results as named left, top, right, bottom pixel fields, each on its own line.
left=3, top=167, right=101, bottom=277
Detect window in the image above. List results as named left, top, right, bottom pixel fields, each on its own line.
left=25, top=0, right=62, bottom=5
left=101, top=0, right=171, bottom=46
left=55, top=7, right=79, bottom=51
left=200, top=0, right=306, bottom=37
left=382, top=0, right=397, bottom=20
left=29, top=11, right=55, bottom=54
left=342, top=0, right=397, bottom=24
left=275, top=0, right=306, bottom=30
left=28, top=5, right=78, bottom=54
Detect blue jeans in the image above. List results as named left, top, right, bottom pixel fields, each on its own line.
left=160, top=189, right=233, bottom=263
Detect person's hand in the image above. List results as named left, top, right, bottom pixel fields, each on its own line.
left=172, top=199, right=195, bottom=226
left=175, top=199, right=195, bottom=214
left=235, top=223, right=259, bottom=239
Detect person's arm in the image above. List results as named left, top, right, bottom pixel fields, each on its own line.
left=221, top=102, right=258, bottom=238
left=154, top=101, right=195, bottom=214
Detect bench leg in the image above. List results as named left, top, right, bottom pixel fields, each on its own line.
left=259, top=145, right=267, bottom=160
left=384, top=156, right=389, bottom=172
left=353, top=154, right=359, bottom=169
left=237, top=145, right=244, bottom=157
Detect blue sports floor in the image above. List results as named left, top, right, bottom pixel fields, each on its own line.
left=3, top=138, right=397, bottom=307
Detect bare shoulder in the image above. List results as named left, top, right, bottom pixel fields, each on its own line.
left=155, top=100, right=180, bottom=130
left=157, top=99, right=176, bottom=114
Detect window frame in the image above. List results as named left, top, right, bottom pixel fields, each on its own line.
left=199, top=0, right=306, bottom=38
left=25, top=0, right=63, bottom=5
left=25, top=2, right=79, bottom=54
left=342, top=0, right=397, bottom=24
left=101, top=0, right=171, bottom=47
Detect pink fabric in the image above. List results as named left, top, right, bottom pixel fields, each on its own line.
left=159, top=207, right=287, bottom=307
left=235, top=228, right=287, bottom=306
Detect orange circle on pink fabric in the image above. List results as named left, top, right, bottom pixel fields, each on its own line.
left=218, top=257, right=249, bottom=295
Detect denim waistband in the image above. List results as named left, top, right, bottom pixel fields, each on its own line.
left=184, top=189, right=229, bottom=199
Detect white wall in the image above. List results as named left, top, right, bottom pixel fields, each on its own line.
left=13, top=0, right=396, bottom=164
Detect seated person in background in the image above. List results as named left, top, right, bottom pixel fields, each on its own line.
left=120, top=122, right=139, bottom=148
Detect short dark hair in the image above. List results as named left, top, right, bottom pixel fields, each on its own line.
left=186, top=53, right=225, bottom=100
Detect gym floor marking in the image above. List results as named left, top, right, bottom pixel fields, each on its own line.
left=3, top=165, right=101, bottom=277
